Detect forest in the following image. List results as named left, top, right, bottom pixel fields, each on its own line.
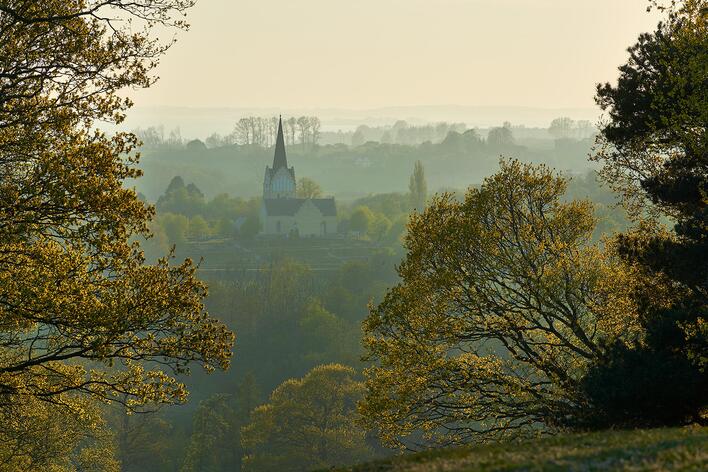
left=0, top=1, right=705, bottom=472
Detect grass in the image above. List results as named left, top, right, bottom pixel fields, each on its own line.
left=336, top=427, right=707, bottom=471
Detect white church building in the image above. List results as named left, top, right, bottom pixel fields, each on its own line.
left=260, top=117, right=337, bottom=237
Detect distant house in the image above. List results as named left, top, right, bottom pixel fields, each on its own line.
left=260, top=117, right=337, bottom=237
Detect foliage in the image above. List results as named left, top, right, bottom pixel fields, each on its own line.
left=486, top=125, right=515, bottom=148
left=239, top=214, right=262, bottom=239
left=549, top=117, right=576, bottom=139
left=349, top=206, right=376, bottom=235
left=157, top=176, right=207, bottom=217
left=408, top=160, right=427, bottom=212
left=231, top=116, right=321, bottom=147
left=204, top=255, right=393, bottom=393
left=152, top=177, right=261, bottom=244
left=352, top=193, right=411, bottom=220
left=0, top=2, right=234, bottom=466
left=348, top=121, right=468, bottom=147
left=0, top=396, right=119, bottom=472
left=241, top=364, right=373, bottom=472
left=299, top=298, right=361, bottom=366
left=296, top=177, right=324, bottom=198
left=109, top=407, right=182, bottom=472
left=588, top=0, right=707, bottom=427
left=180, top=375, right=260, bottom=472
left=360, top=160, right=641, bottom=449
left=132, top=121, right=596, bottom=202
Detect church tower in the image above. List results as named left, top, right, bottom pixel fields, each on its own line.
left=263, top=117, right=296, bottom=198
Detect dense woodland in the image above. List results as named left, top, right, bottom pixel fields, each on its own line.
left=0, top=1, right=705, bottom=472
left=130, top=121, right=596, bottom=202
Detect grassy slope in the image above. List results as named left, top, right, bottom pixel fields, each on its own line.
left=338, top=427, right=707, bottom=472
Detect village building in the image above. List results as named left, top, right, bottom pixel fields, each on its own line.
left=260, top=117, right=337, bottom=236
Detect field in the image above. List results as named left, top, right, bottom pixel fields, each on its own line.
left=178, top=237, right=383, bottom=273
left=336, top=427, right=708, bottom=472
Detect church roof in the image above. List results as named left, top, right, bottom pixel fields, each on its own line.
left=272, top=116, right=288, bottom=170
left=263, top=198, right=337, bottom=217
left=311, top=198, right=337, bottom=216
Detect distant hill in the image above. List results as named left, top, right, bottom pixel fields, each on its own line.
left=334, top=427, right=707, bottom=472
left=118, top=105, right=600, bottom=140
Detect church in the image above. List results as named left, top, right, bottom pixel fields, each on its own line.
left=260, top=117, right=337, bottom=237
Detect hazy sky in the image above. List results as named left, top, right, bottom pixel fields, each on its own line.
left=131, top=0, right=661, bottom=110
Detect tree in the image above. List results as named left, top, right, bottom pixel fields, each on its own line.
left=587, top=0, right=707, bottom=426
left=296, top=177, right=323, bottom=199
left=239, top=214, right=262, bottom=239
left=487, top=126, right=515, bottom=147
left=157, top=178, right=206, bottom=217
left=296, top=116, right=310, bottom=146
left=181, top=374, right=261, bottom=472
left=309, top=116, right=322, bottom=145
left=0, top=396, right=119, bottom=472
left=186, top=139, right=207, bottom=151
left=368, top=213, right=392, bottom=242
left=241, top=364, right=372, bottom=472
left=133, top=126, right=166, bottom=148
left=188, top=215, right=212, bottom=240
left=349, top=206, right=375, bottom=235
left=180, top=394, right=238, bottom=472
left=166, top=176, right=187, bottom=194
left=205, top=133, right=228, bottom=149
left=286, top=117, right=298, bottom=145
left=360, top=160, right=640, bottom=449
left=110, top=408, right=178, bottom=472
left=549, top=117, right=576, bottom=139
left=351, top=128, right=366, bottom=147
left=0, top=0, right=234, bottom=455
left=233, top=118, right=253, bottom=145
left=298, top=298, right=360, bottom=366
left=408, top=160, right=427, bottom=211
left=576, top=120, right=595, bottom=139
left=159, top=213, right=190, bottom=246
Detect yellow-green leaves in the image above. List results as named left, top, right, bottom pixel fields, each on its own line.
left=241, top=364, right=372, bottom=472
left=0, top=1, right=234, bottom=467
left=361, top=160, right=640, bottom=449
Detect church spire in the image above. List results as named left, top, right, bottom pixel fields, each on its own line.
left=272, top=115, right=288, bottom=170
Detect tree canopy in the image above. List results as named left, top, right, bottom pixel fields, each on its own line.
left=0, top=1, right=234, bottom=464
left=361, top=160, right=641, bottom=449
left=408, top=160, right=427, bottom=212
left=587, top=0, right=707, bottom=426
left=241, top=364, right=373, bottom=472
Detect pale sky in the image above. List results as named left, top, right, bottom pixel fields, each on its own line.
left=130, top=0, right=661, bottom=110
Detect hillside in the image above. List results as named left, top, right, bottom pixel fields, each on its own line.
left=336, top=427, right=707, bottom=472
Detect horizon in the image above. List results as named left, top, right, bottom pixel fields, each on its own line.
left=123, top=103, right=603, bottom=139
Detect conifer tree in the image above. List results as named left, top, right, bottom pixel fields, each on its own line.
left=587, top=0, right=707, bottom=426
left=408, top=160, right=428, bottom=211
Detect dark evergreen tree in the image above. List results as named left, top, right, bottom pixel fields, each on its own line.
left=587, top=0, right=707, bottom=427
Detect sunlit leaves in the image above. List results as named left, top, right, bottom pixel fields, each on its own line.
left=360, top=160, right=641, bottom=449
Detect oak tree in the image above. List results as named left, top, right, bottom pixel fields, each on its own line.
left=361, top=160, right=640, bottom=449
left=241, top=364, right=372, bottom=472
left=0, top=0, right=234, bottom=455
